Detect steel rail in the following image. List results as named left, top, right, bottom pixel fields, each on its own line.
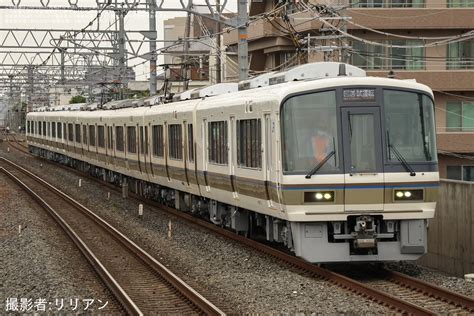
left=385, top=269, right=474, bottom=312
left=0, top=167, right=142, bottom=316
left=0, top=156, right=225, bottom=316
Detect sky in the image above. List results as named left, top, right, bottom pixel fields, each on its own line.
left=0, top=0, right=237, bottom=80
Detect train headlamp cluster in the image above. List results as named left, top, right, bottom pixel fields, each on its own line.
left=305, top=191, right=335, bottom=203
left=394, top=189, right=424, bottom=201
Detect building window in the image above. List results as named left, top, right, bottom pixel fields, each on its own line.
left=352, top=40, right=424, bottom=70
left=152, top=125, right=164, bottom=157
left=447, top=40, right=474, bottom=69
left=168, top=124, right=183, bottom=160
left=188, top=124, right=194, bottom=162
left=57, top=122, right=62, bottom=139
left=89, top=125, right=96, bottom=146
left=68, top=123, right=74, bottom=141
left=116, top=126, right=124, bottom=152
left=237, top=119, right=262, bottom=169
left=98, top=126, right=105, bottom=148
left=351, top=0, right=424, bottom=7
left=75, top=124, right=81, bottom=143
left=127, top=126, right=137, bottom=154
left=446, top=101, right=474, bottom=131
left=208, top=121, right=228, bottom=165
left=107, top=126, right=113, bottom=150
left=447, top=165, right=474, bottom=181
left=448, top=0, right=474, bottom=7
left=139, top=126, right=148, bottom=155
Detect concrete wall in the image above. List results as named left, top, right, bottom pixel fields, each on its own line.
left=418, top=179, right=474, bottom=277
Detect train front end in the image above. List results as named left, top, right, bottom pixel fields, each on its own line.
left=281, top=80, right=438, bottom=262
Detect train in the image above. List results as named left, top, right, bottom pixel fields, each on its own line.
left=25, top=62, right=439, bottom=263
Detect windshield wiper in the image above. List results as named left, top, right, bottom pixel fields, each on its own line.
left=388, top=143, right=416, bottom=176
left=305, top=150, right=336, bottom=179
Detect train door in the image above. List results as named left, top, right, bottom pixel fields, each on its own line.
left=183, top=121, right=190, bottom=186
left=229, top=116, right=237, bottom=197
left=264, top=113, right=274, bottom=206
left=340, top=107, right=384, bottom=211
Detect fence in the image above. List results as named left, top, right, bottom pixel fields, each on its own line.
left=418, top=179, right=474, bottom=277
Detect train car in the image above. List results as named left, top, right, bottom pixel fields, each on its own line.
left=26, top=62, right=439, bottom=263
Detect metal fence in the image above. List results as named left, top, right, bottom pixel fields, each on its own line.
left=418, top=179, right=474, bottom=277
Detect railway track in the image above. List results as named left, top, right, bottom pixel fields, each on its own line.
left=2, top=132, right=29, bottom=154
left=3, top=142, right=474, bottom=315
left=0, top=157, right=224, bottom=316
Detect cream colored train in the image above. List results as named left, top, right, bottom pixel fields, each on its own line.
left=26, top=62, right=439, bottom=263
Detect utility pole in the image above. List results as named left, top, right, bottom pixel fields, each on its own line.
left=148, top=0, right=157, bottom=96
left=117, top=6, right=127, bottom=99
left=215, top=0, right=222, bottom=83
left=60, top=48, right=66, bottom=85
left=182, top=0, right=192, bottom=91
left=238, top=0, right=248, bottom=81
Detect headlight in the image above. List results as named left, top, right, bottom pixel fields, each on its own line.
left=394, top=189, right=423, bottom=201
left=305, top=191, right=335, bottom=203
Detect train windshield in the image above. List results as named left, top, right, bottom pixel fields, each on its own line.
left=282, top=90, right=340, bottom=173
left=384, top=90, right=437, bottom=163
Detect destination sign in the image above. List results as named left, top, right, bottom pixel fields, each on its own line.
left=343, top=88, right=376, bottom=102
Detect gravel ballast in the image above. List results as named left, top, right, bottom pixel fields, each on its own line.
left=0, top=171, right=122, bottom=314
left=2, top=140, right=473, bottom=313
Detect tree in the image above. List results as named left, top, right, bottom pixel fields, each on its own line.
left=69, top=95, right=87, bottom=104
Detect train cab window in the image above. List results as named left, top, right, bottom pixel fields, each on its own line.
left=281, top=90, right=339, bottom=173
left=116, top=126, right=124, bottom=152
left=237, top=119, right=262, bottom=169
left=98, top=126, right=105, bottom=148
left=127, top=126, right=137, bottom=154
left=57, top=122, right=62, bottom=139
left=68, top=123, right=74, bottom=142
left=139, top=126, right=148, bottom=155
left=208, top=121, right=228, bottom=165
left=75, top=124, right=81, bottom=143
left=188, top=124, right=194, bottom=162
left=89, top=125, right=96, bottom=146
left=43, top=121, right=46, bottom=136
left=107, top=126, right=113, bottom=150
left=52, top=122, right=56, bottom=138
left=168, top=124, right=183, bottom=160
left=152, top=125, right=164, bottom=157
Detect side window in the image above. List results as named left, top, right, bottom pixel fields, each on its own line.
left=237, top=119, right=262, bottom=169
left=139, top=126, right=148, bottom=155
left=107, top=126, right=113, bottom=149
left=43, top=121, right=46, bottom=136
left=75, top=124, right=81, bottom=143
left=47, top=122, right=50, bottom=137
left=89, top=125, right=96, bottom=146
left=82, top=125, right=87, bottom=144
left=57, top=122, right=62, bottom=139
left=152, top=125, right=164, bottom=157
left=68, top=123, right=74, bottom=142
left=63, top=124, right=67, bottom=140
left=168, top=124, right=183, bottom=160
left=98, top=126, right=105, bottom=148
left=208, top=121, right=228, bottom=165
left=51, top=122, right=56, bottom=138
left=188, top=124, right=194, bottom=162
left=116, top=126, right=124, bottom=152
left=127, top=126, right=137, bottom=154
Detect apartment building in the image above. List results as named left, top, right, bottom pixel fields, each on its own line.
left=224, top=0, right=474, bottom=181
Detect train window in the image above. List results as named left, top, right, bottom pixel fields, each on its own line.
left=188, top=124, right=194, bottom=162
left=139, top=126, right=148, bottom=155
left=168, top=124, right=183, bottom=160
left=63, top=124, right=67, bottom=140
left=116, top=126, right=124, bottom=152
left=75, top=124, right=81, bottom=143
left=68, top=123, right=74, bottom=142
left=51, top=122, right=56, bottom=138
left=43, top=121, right=46, bottom=136
left=152, top=125, right=164, bottom=157
left=47, top=122, right=50, bottom=137
left=208, top=121, right=228, bottom=165
left=89, top=125, right=96, bottom=146
left=38, top=121, right=42, bottom=135
left=107, top=126, right=113, bottom=149
left=82, top=125, right=87, bottom=144
left=237, top=119, right=262, bottom=169
left=127, top=126, right=137, bottom=154
left=98, top=126, right=105, bottom=148
left=57, top=122, right=62, bottom=139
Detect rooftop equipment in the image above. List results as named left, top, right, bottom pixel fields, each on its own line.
left=238, top=72, right=276, bottom=91
left=190, top=83, right=238, bottom=99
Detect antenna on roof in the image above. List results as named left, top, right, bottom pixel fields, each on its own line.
left=338, top=63, right=347, bottom=76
